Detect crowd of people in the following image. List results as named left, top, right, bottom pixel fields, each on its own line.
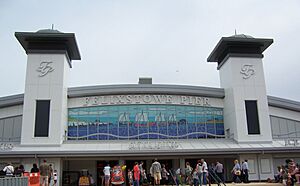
left=273, top=159, right=300, bottom=186
left=1, top=159, right=58, bottom=186
left=102, top=158, right=229, bottom=186
left=5, top=158, right=298, bottom=186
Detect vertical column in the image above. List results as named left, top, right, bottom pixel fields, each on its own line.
left=15, top=29, right=81, bottom=145
left=180, top=158, right=185, bottom=172
left=207, top=34, right=273, bottom=143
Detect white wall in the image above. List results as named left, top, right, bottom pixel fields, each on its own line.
left=220, top=57, right=272, bottom=143
left=21, top=53, right=70, bottom=145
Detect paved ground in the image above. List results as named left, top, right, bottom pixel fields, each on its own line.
left=209, top=183, right=283, bottom=186
left=165, top=183, right=287, bottom=186
left=145, top=182, right=298, bottom=186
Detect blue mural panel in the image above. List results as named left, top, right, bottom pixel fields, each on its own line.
left=67, top=104, right=224, bottom=140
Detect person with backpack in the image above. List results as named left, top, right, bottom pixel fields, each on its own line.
left=185, top=162, right=193, bottom=185
left=150, top=158, right=162, bottom=185
left=3, top=162, right=14, bottom=177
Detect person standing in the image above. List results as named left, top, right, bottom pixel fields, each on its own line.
left=201, top=159, right=208, bottom=186
left=150, top=158, right=162, bottom=185
left=161, top=164, right=169, bottom=185
left=121, top=163, right=127, bottom=184
left=192, top=169, right=199, bottom=186
left=53, top=170, right=58, bottom=186
left=215, top=161, right=224, bottom=182
left=196, top=160, right=203, bottom=186
left=128, top=169, right=134, bottom=186
left=242, top=160, right=249, bottom=183
left=3, top=162, right=14, bottom=177
left=139, top=161, right=144, bottom=184
left=78, top=170, right=90, bottom=186
left=48, top=164, right=53, bottom=185
left=88, top=174, right=95, bottom=186
left=185, top=162, right=193, bottom=185
left=40, top=160, right=50, bottom=186
left=103, top=163, right=111, bottom=186
left=133, top=162, right=140, bottom=186
left=15, top=164, right=25, bottom=177
left=31, top=163, right=39, bottom=173
left=175, top=168, right=182, bottom=185
left=232, top=159, right=241, bottom=183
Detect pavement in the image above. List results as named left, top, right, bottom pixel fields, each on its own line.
left=164, top=183, right=287, bottom=186
left=209, top=183, right=284, bottom=186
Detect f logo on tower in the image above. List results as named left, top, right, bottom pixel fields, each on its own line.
left=36, top=61, right=54, bottom=77
left=240, top=64, right=255, bottom=79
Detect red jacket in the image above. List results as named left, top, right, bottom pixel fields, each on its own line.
left=133, top=165, right=140, bottom=181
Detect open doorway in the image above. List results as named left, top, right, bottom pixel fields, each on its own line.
left=97, top=160, right=119, bottom=186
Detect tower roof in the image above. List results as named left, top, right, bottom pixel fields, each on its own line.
left=207, top=34, right=273, bottom=68
left=15, top=29, right=81, bottom=67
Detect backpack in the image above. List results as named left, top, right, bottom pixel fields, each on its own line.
left=186, top=166, right=192, bottom=176
left=152, top=162, right=161, bottom=173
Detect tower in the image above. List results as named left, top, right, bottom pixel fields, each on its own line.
left=207, top=34, right=273, bottom=143
left=15, top=29, right=81, bottom=145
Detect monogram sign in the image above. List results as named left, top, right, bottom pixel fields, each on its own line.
left=37, top=61, right=54, bottom=77
left=240, top=64, right=255, bottom=79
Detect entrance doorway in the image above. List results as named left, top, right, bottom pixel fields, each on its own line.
left=185, top=157, right=236, bottom=182
left=97, top=160, right=119, bottom=186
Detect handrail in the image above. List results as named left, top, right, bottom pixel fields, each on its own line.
left=273, top=130, right=300, bottom=138
left=0, top=137, right=21, bottom=142
left=66, top=131, right=226, bottom=140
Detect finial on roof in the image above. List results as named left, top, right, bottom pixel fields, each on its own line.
left=235, top=29, right=237, bottom=35
left=51, top=24, right=54, bottom=30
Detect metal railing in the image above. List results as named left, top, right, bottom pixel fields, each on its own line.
left=0, top=176, right=28, bottom=186
left=272, top=130, right=300, bottom=139
left=0, top=137, right=21, bottom=142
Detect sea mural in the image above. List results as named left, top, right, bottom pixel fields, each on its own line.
left=67, top=104, right=224, bottom=140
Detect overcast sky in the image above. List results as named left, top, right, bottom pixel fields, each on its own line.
left=1, top=0, right=300, bottom=102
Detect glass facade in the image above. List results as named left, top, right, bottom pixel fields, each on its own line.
left=0, top=115, right=22, bottom=142
left=68, top=105, right=224, bottom=140
left=270, top=115, right=300, bottom=139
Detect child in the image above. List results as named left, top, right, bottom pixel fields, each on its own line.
left=128, top=169, right=133, bottom=186
left=193, top=170, right=199, bottom=186
left=53, top=170, right=58, bottom=186
left=175, top=168, right=182, bottom=185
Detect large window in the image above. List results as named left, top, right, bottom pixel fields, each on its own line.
left=245, top=100, right=260, bottom=134
left=34, top=100, right=50, bottom=137
left=67, top=105, right=224, bottom=140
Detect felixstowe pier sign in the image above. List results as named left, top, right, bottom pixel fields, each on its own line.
left=75, top=94, right=213, bottom=107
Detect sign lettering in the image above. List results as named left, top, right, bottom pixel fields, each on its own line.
left=82, top=94, right=211, bottom=107
left=128, top=141, right=179, bottom=150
